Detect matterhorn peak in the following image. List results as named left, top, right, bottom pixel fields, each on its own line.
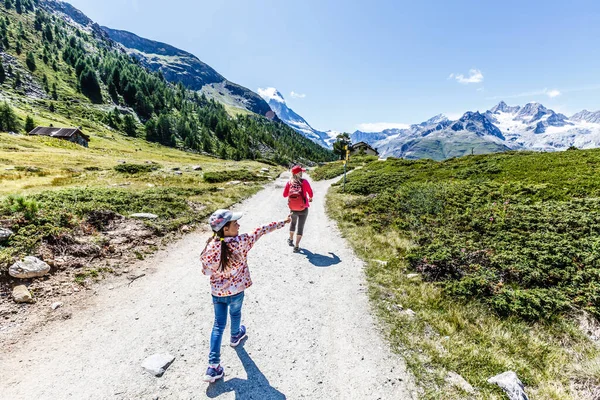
left=257, top=87, right=286, bottom=104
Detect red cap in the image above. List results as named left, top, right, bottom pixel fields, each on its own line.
left=291, top=165, right=306, bottom=175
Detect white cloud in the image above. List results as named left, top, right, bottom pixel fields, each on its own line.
left=357, top=122, right=411, bottom=132
left=257, top=87, right=286, bottom=103
left=290, top=91, right=306, bottom=99
left=476, top=87, right=485, bottom=92
left=546, top=89, right=561, bottom=98
left=487, top=88, right=562, bottom=100
left=450, top=69, right=484, bottom=84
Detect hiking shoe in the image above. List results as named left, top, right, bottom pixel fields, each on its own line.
left=293, top=246, right=300, bottom=253
left=287, top=238, right=294, bottom=247
left=203, top=365, right=224, bottom=383
left=230, top=325, right=247, bottom=347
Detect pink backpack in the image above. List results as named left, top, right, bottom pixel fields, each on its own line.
left=288, top=180, right=306, bottom=211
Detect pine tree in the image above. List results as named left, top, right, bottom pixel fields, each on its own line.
left=12, top=71, right=21, bottom=89
left=15, top=41, right=21, bottom=55
left=79, top=67, right=101, bottom=103
left=123, top=114, right=137, bottom=137
left=15, top=0, right=22, bottom=14
left=4, top=0, right=13, bottom=10
left=51, top=82, right=58, bottom=100
left=0, top=102, right=18, bottom=132
left=25, top=115, right=34, bottom=132
left=26, top=51, right=36, bottom=71
left=43, top=24, right=53, bottom=43
left=0, top=59, right=5, bottom=84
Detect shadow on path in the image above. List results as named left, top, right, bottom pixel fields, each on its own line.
left=206, top=339, right=286, bottom=399
left=299, top=249, right=341, bottom=268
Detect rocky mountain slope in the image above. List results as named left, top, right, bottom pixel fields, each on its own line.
left=0, top=0, right=333, bottom=164
left=258, top=88, right=338, bottom=148
left=101, top=28, right=272, bottom=117
left=353, top=102, right=600, bottom=160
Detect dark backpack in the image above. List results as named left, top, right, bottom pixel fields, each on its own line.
left=288, top=180, right=306, bottom=211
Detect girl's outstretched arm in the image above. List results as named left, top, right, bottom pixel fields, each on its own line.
left=244, top=218, right=290, bottom=249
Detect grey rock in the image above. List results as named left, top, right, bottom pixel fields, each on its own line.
left=487, top=371, right=529, bottom=400
left=174, top=171, right=182, bottom=176
left=9, top=256, right=51, bottom=279
left=130, top=213, right=158, bottom=219
left=401, top=309, right=417, bottom=319
left=445, top=371, right=475, bottom=394
left=260, top=168, right=270, bottom=172
left=192, top=165, right=203, bottom=171
left=406, top=273, right=420, bottom=280
left=0, top=228, right=13, bottom=241
left=13, top=285, right=34, bottom=303
left=226, top=180, right=242, bottom=185
left=371, top=259, right=388, bottom=266
left=51, top=302, right=63, bottom=310
left=142, top=353, right=175, bottom=377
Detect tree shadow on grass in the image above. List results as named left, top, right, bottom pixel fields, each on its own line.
left=299, top=249, right=341, bottom=268
left=206, top=338, right=286, bottom=399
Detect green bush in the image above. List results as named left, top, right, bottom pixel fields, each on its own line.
left=339, top=149, right=600, bottom=321
left=312, top=156, right=378, bottom=181
left=203, top=169, right=266, bottom=183
left=3, top=195, right=39, bottom=221
left=113, top=163, right=160, bottom=174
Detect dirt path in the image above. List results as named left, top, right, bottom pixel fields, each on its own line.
left=0, top=175, right=417, bottom=400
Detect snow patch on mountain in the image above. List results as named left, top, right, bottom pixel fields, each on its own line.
left=258, top=87, right=332, bottom=148
left=257, top=87, right=285, bottom=104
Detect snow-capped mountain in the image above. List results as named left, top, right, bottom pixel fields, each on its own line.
left=258, top=88, right=333, bottom=148
left=570, top=110, right=600, bottom=123
left=354, top=102, right=600, bottom=160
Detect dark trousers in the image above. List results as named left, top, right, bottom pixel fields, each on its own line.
left=290, top=208, right=309, bottom=235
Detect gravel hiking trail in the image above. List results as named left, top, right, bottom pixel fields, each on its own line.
left=1, top=174, right=417, bottom=400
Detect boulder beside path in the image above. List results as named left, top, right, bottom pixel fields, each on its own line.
left=9, top=256, right=51, bottom=279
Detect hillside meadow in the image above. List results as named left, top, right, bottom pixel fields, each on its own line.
left=320, top=149, right=600, bottom=399
left=0, top=129, right=282, bottom=278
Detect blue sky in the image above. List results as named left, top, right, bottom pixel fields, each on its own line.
left=68, top=0, right=600, bottom=132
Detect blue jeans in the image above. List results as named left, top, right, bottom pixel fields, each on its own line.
left=209, top=291, right=245, bottom=365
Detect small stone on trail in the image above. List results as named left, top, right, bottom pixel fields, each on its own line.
left=51, top=302, right=63, bottom=310
left=9, top=256, right=51, bottom=279
left=130, top=213, right=158, bottom=219
left=142, top=353, right=176, bottom=377
left=12, top=285, right=34, bottom=303
left=487, top=371, right=529, bottom=400
left=445, top=371, right=475, bottom=394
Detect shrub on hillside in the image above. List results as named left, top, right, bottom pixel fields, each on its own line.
left=312, top=156, right=378, bottom=181
left=113, top=163, right=160, bottom=174
left=203, top=169, right=266, bottom=183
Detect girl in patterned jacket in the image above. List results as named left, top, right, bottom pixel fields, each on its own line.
left=200, top=209, right=291, bottom=383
